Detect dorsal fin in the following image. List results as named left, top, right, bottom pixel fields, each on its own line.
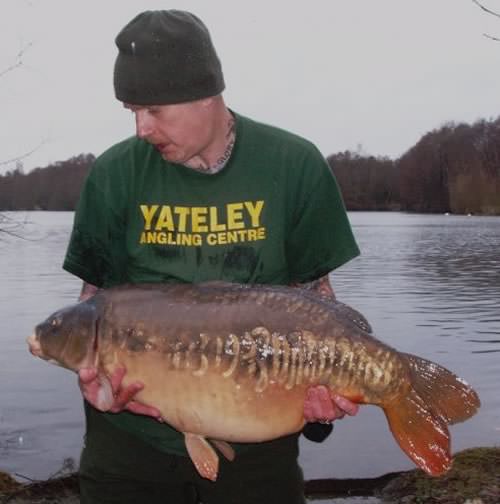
left=333, top=301, right=373, bottom=334
left=197, top=282, right=373, bottom=334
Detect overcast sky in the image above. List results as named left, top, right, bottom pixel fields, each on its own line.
left=1, top=0, right=499, bottom=174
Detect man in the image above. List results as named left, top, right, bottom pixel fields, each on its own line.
left=63, top=10, right=360, bottom=504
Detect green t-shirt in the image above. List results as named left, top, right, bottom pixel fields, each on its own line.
left=63, top=112, right=360, bottom=455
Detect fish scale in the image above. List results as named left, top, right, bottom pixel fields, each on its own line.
left=117, top=324, right=391, bottom=396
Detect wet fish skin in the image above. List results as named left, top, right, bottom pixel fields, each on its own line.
left=29, top=301, right=98, bottom=370
left=28, top=282, right=480, bottom=481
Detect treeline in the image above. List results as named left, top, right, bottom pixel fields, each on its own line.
left=398, top=118, right=500, bottom=214
left=328, top=116, right=500, bottom=215
left=1, top=116, right=499, bottom=214
left=328, top=152, right=399, bottom=211
left=0, top=154, right=94, bottom=210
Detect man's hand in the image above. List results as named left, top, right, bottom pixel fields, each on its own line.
left=304, top=385, right=359, bottom=423
left=78, top=366, right=163, bottom=420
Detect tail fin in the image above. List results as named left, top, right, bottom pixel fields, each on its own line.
left=384, top=388, right=452, bottom=476
left=402, top=353, right=480, bottom=424
left=383, top=353, right=480, bottom=476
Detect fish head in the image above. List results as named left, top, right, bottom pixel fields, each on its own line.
left=27, top=300, right=99, bottom=371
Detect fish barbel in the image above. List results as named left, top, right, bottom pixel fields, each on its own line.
left=27, top=282, right=480, bottom=480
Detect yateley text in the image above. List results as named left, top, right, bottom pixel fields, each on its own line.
left=139, top=201, right=266, bottom=247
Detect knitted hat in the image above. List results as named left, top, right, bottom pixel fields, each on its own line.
left=113, top=10, right=225, bottom=105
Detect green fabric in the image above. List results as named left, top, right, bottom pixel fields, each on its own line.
left=114, top=10, right=225, bottom=105
left=63, top=111, right=360, bottom=457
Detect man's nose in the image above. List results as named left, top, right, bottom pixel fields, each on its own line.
left=135, top=111, right=153, bottom=139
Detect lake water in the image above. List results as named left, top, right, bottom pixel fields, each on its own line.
left=0, top=211, right=499, bottom=484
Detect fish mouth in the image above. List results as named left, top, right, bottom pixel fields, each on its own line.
left=27, top=333, right=43, bottom=358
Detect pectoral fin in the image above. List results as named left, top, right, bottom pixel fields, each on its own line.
left=211, top=439, right=235, bottom=461
left=184, top=433, right=220, bottom=481
left=95, top=373, right=114, bottom=411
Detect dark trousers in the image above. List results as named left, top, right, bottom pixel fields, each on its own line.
left=79, top=406, right=306, bottom=504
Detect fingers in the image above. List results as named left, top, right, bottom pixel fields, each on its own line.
left=78, top=367, right=98, bottom=384
left=331, top=393, right=360, bottom=417
left=109, top=382, right=144, bottom=412
left=78, top=367, right=142, bottom=412
left=78, top=367, right=162, bottom=421
left=108, top=366, right=146, bottom=411
left=109, top=366, right=127, bottom=393
left=304, top=386, right=360, bottom=423
left=126, top=401, right=163, bottom=421
left=78, top=368, right=102, bottom=406
left=82, top=365, right=127, bottom=394
left=304, top=386, right=337, bottom=423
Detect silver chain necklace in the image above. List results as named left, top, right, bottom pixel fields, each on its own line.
left=189, top=117, right=236, bottom=175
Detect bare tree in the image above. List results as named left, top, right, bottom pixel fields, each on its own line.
left=472, top=0, right=500, bottom=41
left=0, top=42, right=32, bottom=79
left=1, top=42, right=35, bottom=236
left=0, top=141, right=46, bottom=168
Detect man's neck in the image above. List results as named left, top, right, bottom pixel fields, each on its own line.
left=183, top=108, right=236, bottom=174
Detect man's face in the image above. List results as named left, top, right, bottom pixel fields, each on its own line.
left=124, top=99, right=214, bottom=164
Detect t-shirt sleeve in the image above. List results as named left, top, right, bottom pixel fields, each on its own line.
left=63, top=165, right=127, bottom=288
left=286, top=149, right=360, bottom=283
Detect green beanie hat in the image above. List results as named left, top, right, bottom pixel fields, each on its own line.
left=113, top=10, right=225, bottom=105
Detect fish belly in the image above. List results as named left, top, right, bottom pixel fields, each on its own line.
left=109, top=349, right=307, bottom=442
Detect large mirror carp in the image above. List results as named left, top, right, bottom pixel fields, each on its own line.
left=27, top=282, right=480, bottom=480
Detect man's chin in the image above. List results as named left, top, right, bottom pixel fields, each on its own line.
left=156, top=145, right=191, bottom=165
left=161, top=153, right=186, bottom=165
